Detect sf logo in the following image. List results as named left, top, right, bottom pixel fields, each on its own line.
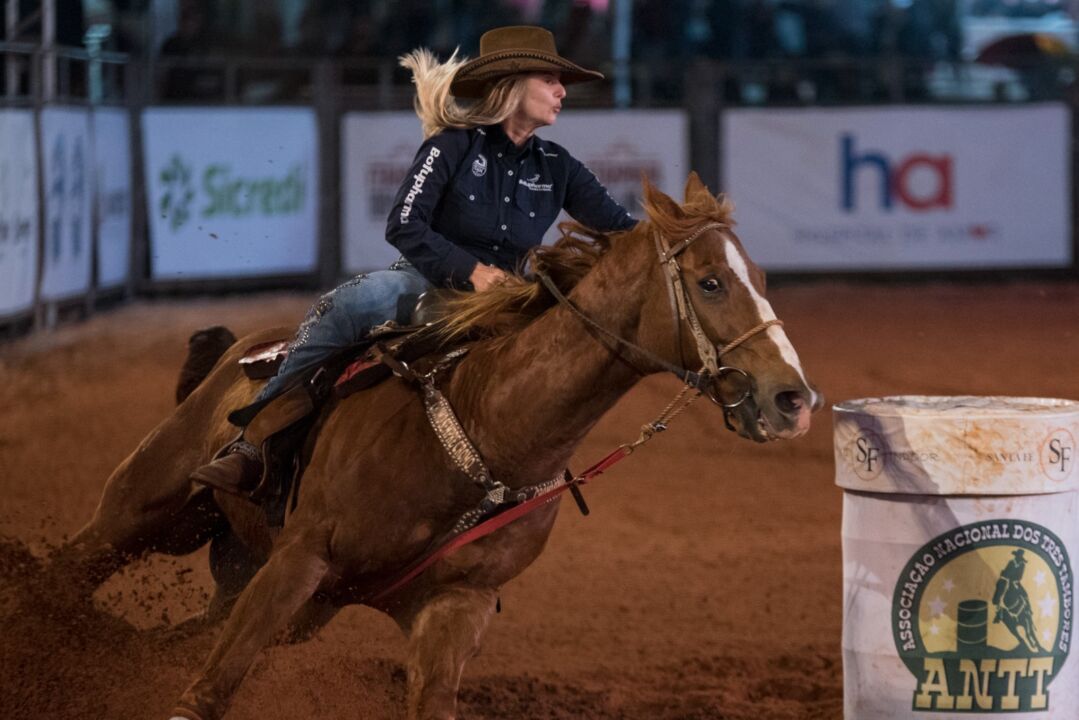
left=1049, top=440, right=1072, bottom=473
left=1041, top=430, right=1075, bottom=481
left=852, top=430, right=885, bottom=480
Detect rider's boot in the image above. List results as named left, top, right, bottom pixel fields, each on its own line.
left=189, top=384, right=315, bottom=496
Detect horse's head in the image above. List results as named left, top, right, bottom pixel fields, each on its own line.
left=636, top=174, right=822, bottom=442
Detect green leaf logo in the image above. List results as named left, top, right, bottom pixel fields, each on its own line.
left=159, top=154, right=195, bottom=231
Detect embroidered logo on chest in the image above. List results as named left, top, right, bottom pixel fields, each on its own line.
left=471, top=154, right=487, bottom=177
left=519, top=173, right=553, bottom=192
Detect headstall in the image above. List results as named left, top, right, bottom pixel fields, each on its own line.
left=536, top=222, right=782, bottom=419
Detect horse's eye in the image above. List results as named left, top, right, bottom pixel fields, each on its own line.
left=698, top=276, right=722, bottom=294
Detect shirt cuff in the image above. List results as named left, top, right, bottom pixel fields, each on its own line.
left=441, top=245, right=480, bottom=289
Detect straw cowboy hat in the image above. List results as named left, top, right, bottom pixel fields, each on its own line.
left=451, top=26, right=605, bottom=99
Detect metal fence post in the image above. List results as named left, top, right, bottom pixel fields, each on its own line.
left=128, top=60, right=147, bottom=296
left=315, top=60, right=341, bottom=288
left=31, top=48, right=49, bottom=331
left=686, top=59, right=720, bottom=192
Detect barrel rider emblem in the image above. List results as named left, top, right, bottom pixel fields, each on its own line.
left=891, top=520, right=1073, bottom=713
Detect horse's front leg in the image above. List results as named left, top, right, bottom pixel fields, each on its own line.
left=170, top=525, right=331, bottom=720
left=398, top=584, right=499, bottom=720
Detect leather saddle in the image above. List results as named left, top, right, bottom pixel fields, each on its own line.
left=230, top=289, right=464, bottom=525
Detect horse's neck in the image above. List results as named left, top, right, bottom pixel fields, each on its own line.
left=450, top=238, right=654, bottom=485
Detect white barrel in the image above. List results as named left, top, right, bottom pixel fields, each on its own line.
left=836, top=396, right=1078, bottom=719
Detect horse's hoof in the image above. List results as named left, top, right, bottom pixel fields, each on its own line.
left=169, top=711, right=205, bottom=720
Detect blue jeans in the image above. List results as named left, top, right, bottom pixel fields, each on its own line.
left=256, top=263, right=432, bottom=400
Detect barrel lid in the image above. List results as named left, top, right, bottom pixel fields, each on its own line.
left=834, top=395, right=1078, bottom=495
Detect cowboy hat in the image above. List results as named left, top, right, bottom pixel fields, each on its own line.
left=450, top=26, right=604, bottom=99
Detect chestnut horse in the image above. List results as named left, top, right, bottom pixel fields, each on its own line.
left=47, top=175, right=821, bottom=720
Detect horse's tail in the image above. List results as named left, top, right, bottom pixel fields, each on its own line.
left=176, top=326, right=237, bottom=404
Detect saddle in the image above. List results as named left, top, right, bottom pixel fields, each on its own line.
left=230, top=291, right=468, bottom=526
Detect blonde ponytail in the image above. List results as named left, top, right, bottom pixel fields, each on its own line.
left=400, top=49, right=529, bottom=139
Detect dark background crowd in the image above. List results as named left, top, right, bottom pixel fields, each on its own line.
left=3, top=0, right=1077, bottom=104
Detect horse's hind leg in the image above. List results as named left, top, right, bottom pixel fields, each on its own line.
left=280, top=592, right=340, bottom=645
left=45, top=422, right=224, bottom=603
left=396, top=584, right=499, bottom=720
left=171, top=526, right=330, bottom=720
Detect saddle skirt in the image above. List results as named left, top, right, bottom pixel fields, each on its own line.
left=236, top=320, right=433, bottom=394
left=237, top=287, right=459, bottom=383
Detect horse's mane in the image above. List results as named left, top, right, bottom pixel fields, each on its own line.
left=437, top=176, right=736, bottom=340
left=436, top=221, right=611, bottom=340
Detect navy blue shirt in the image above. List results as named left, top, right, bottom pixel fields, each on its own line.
left=386, top=124, right=637, bottom=288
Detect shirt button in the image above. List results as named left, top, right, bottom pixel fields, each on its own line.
left=508, top=170, right=514, bottom=176
left=500, top=224, right=507, bottom=230
left=529, top=211, right=535, bottom=218
left=469, top=194, right=475, bottom=201
left=497, top=152, right=503, bottom=158
left=492, top=244, right=500, bottom=251
left=504, top=196, right=510, bottom=203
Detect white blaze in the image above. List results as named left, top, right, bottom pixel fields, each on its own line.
left=723, top=238, right=818, bottom=406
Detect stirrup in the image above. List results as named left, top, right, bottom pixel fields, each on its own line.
left=190, top=440, right=264, bottom=497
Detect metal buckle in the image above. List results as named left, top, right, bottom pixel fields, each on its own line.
left=702, top=366, right=753, bottom=409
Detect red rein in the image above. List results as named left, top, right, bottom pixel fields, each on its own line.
left=370, top=444, right=634, bottom=602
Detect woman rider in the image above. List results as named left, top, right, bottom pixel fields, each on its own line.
left=192, top=26, right=637, bottom=493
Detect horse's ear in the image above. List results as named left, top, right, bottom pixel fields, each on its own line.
left=683, top=171, right=711, bottom=203
left=641, top=175, right=684, bottom=221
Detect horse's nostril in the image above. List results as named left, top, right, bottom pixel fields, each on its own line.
left=775, top=390, right=805, bottom=416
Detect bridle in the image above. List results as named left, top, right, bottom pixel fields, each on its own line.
left=535, top=222, right=781, bottom=424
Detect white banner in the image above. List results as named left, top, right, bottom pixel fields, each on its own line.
left=0, top=111, right=39, bottom=317
left=722, top=105, right=1071, bottom=271
left=40, top=108, right=93, bottom=301
left=340, top=112, right=423, bottom=274
left=93, top=109, right=132, bottom=289
left=143, top=108, right=319, bottom=280
left=538, top=110, right=688, bottom=243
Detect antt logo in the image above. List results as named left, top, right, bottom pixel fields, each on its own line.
left=841, top=134, right=953, bottom=212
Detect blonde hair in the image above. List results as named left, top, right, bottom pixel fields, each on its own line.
left=399, top=49, right=530, bottom=139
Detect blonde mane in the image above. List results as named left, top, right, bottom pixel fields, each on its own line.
left=436, top=176, right=736, bottom=340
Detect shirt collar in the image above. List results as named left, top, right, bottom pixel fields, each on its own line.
left=485, top=124, right=535, bottom=159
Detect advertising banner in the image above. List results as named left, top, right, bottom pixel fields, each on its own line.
left=0, top=111, right=39, bottom=317
left=93, top=108, right=132, bottom=289
left=340, top=112, right=423, bottom=274
left=40, top=108, right=93, bottom=301
left=339, top=110, right=689, bottom=273
left=538, top=110, right=688, bottom=243
left=722, top=105, right=1071, bottom=271
left=143, top=107, right=319, bottom=280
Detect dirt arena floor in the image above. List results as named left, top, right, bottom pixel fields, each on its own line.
left=1, top=280, right=1076, bottom=720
